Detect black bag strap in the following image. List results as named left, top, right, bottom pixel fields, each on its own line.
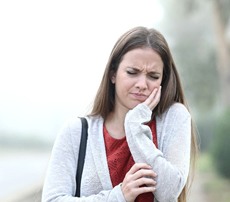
left=75, top=117, right=88, bottom=197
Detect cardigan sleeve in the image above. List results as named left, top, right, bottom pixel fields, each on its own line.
left=124, top=103, right=191, bottom=202
left=41, top=118, right=126, bottom=202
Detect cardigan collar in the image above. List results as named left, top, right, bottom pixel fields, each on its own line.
left=88, top=116, right=113, bottom=189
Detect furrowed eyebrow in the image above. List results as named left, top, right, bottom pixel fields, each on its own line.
left=127, top=67, right=161, bottom=75
left=127, top=67, right=139, bottom=70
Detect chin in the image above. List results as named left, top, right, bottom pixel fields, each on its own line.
left=128, top=102, right=142, bottom=109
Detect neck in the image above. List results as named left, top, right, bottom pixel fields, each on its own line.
left=105, top=107, right=128, bottom=139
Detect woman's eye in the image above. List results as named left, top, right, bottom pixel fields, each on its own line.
left=149, top=75, right=159, bottom=80
left=127, top=70, right=137, bottom=75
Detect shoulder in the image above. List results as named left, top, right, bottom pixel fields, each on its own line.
left=161, top=102, right=190, bottom=119
left=156, top=102, right=191, bottom=126
left=53, top=116, right=82, bottom=148
left=55, top=115, right=103, bottom=149
left=169, top=102, right=190, bottom=117
left=63, top=115, right=103, bottom=134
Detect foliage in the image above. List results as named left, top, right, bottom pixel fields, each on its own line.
left=211, top=108, right=230, bottom=178
left=159, top=0, right=230, bottom=154
left=196, top=116, right=216, bottom=152
left=215, top=0, right=230, bottom=26
left=0, top=132, right=52, bottom=150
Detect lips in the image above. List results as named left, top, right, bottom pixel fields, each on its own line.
left=130, top=93, right=148, bottom=102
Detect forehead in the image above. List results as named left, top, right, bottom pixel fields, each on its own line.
left=120, top=48, right=163, bottom=70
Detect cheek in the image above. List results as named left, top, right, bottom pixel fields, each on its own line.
left=149, top=80, right=162, bottom=90
left=116, top=78, right=131, bottom=92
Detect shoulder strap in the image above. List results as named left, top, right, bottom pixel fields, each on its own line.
left=75, top=117, right=88, bottom=197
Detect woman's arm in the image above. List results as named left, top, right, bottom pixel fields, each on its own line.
left=124, top=103, right=191, bottom=202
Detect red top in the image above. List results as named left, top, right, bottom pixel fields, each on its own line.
left=103, top=120, right=157, bottom=202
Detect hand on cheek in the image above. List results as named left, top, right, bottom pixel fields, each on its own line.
left=144, top=86, right=162, bottom=110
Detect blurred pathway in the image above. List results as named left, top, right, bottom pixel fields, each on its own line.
left=188, top=172, right=210, bottom=202
left=0, top=149, right=51, bottom=202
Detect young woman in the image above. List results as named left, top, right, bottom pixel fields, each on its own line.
left=42, top=26, right=198, bottom=202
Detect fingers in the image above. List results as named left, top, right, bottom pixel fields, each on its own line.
left=128, top=163, right=157, bottom=178
left=134, top=175, right=157, bottom=187
left=121, top=163, right=157, bottom=202
left=127, top=164, right=157, bottom=188
left=144, top=86, right=161, bottom=110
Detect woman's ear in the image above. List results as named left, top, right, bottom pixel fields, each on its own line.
left=111, top=75, right=116, bottom=84
left=110, top=71, right=116, bottom=84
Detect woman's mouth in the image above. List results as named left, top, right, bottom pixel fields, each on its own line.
left=130, top=93, right=148, bottom=102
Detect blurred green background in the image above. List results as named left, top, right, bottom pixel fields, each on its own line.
left=0, top=0, right=230, bottom=201
left=160, top=1, right=230, bottom=201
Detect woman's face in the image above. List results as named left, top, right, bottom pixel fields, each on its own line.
left=111, top=48, right=163, bottom=113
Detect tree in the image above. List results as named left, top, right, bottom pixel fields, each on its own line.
left=159, top=0, right=230, bottom=153
left=211, top=108, right=230, bottom=178
left=212, top=0, right=230, bottom=107
left=160, top=0, right=219, bottom=115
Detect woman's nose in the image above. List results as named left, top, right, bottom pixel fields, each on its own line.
left=135, top=76, right=147, bottom=90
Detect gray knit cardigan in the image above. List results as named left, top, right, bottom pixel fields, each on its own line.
left=42, top=103, right=191, bottom=202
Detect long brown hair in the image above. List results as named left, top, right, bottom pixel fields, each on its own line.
left=90, top=26, right=198, bottom=202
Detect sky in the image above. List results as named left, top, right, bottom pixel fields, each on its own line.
left=0, top=0, right=164, bottom=142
